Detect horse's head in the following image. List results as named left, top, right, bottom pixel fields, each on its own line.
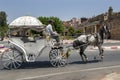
left=100, top=23, right=111, bottom=39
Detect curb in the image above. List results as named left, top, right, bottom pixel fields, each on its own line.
left=63, top=39, right=120, bottom=44
left=89, top=46, right=120, bottom=50
left=104, top=40, right=120, bottom=43
left=63, top=40, right=120, bottom=50
left=0, top=48, right=9, bottom=53
left=103, top=46, right=120, bottom=50
left=63, top=40, right=73, bottom=44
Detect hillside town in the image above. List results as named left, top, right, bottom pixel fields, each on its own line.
left=0, top=7, right=120, bottom=40
left=63, top=6, right=120, bottom=40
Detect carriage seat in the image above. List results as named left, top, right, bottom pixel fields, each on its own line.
left=21, top=37, right=36, bottom=43
left=10, top=37, right=24, bottom=47
left=10, top=37, right=46, bottom=55
left=10, top=37, right=36, bottom=48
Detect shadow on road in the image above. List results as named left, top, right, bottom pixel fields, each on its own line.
left=0, top=61, right=53, bottom=70
left=70, top=59, right=101, bottom=64
left=21, top=61, right=52, bottom=69
left=0, top=60, right=102, bottom=70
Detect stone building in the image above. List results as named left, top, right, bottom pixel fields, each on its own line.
left=109, top=12, right=120, bottom=39
left=63, top=7, right=120, bottom=40
left=80, top=21, right=101, bottom=34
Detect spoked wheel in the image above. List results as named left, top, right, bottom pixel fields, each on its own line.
left=1, top=48, right=23, bottom=69
left=49, top=49, right=67, bottom=67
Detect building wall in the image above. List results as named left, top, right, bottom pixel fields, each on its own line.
left=81, top=25, right=101, bottom=34
left=110, top=19, right=120, bottom=39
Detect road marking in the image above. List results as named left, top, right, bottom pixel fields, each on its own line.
left=18, top=65, right=120, bottom=80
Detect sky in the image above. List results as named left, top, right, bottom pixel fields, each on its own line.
left=0, top=0, right=120, bottom=23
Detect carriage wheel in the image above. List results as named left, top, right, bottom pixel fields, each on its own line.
left=49, top=49, right=67, bottom=67
left=1, top=48, right=23, bottom=69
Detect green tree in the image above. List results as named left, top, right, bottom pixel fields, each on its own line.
left=0, top=11, right=8, bottom=40
left=38, top=16, right=49, bottom=25
left=75, top=29, right=82, bottom=34
left=38, top=16, right=64, bottom=35
left=67, top=26, right=75, bottom=36
left=0, top=11, right=7, bottom=26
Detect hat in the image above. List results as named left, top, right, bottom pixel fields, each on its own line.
left=49, top=20, right=54, bottom=23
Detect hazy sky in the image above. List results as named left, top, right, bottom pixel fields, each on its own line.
left=0, top=0, right=119, bottom=23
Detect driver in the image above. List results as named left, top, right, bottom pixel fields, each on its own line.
left=45, top=20, right=60, bottom=45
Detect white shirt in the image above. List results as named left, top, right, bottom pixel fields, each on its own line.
left=46, top=24, right=54, bottom=35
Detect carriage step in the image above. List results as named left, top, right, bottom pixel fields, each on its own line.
left=28, top=54, right=36, bottom=61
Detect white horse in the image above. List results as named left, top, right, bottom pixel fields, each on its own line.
left=72, top=33, right=104, bottom=62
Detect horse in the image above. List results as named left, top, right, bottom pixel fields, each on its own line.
left=72, top=22, right=110, bottom=61
left=72, top=26, right=109, bottom=62
left=72, top=33, right=103, bottom=62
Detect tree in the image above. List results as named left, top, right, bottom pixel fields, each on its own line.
left=38, top=16, right=49, bottom=25
left=38, top=16, right=64, bottom=35
left=67, top=26, right=75, bottom=36
left=0, top=11, right=8, bottom=40
left=0, top=11, right=7, bottom=27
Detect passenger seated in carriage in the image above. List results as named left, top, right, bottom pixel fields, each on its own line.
left=27, top=29, right=35, bottom=42
left=21, top=29, right=36, bottom=43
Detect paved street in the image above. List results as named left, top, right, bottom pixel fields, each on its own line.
left=0, top=40, right=120, bottom=80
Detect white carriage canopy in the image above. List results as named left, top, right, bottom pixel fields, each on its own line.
left=9, top=16, right=45, bottom=36
left=9, top=16, right=45, bottom=31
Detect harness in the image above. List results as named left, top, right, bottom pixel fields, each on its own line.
left=90, top=33, right=101, bottom=45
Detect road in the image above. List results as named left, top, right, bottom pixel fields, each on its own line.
left=0, top=41, right=120, bottom=80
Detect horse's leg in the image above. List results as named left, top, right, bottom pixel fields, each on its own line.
left=97, top=44, right=104, bottom=59
left=79, top=45, right=88, bottom=62
left=79, top=49, right=84, bottom=62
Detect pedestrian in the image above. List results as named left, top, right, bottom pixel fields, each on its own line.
left=45, top=20, right=60, bottom=45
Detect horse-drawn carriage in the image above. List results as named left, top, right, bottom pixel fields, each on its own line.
left=0, top=16, right=69, bottom=69
left=0, top=16, right=107, bottom=69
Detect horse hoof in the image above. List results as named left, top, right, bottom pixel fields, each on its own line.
left=99, top=56, right=103, bottom=61
left=94, top=56, right=97, bottom=60
left=84, top=58, right=88, bottom=63
left=101, top=56, right=104, bottom=59
left=102, top=49, right=104, bottom=53
left=86, top=57, right=88, bottom=60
